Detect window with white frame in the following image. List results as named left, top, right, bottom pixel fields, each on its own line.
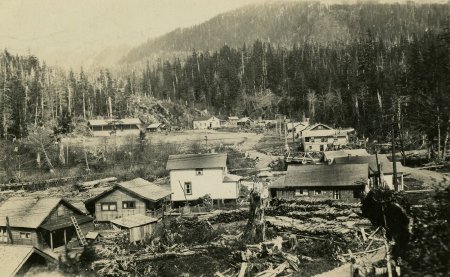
left=184, top=182, right=192, bottom=195
left=333, top=190, right=341, bottom=200
left=295, top=189, right=308, bottom=196
left=101, top=202, right=117, bottom=211
left=20, top=232, right=31, bottom=239
left=122, top=201, right=136, bottom=209
left=314, top=190, right=322, bottom=195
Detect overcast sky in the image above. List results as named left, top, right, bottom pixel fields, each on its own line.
left=0, top=0, right=272, bottom=67
left=0, top=0, right=445, bottom=68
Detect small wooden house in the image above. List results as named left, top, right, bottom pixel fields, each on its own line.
left=237, top=117, right=253, bottom=127
left=0, top=245, right=57, bottom=276
left=84, top=178, right=171, bottom=222
left=333, top=154, right=405, bottom=191
left=0, top=197, right=93, bottom=250
left=269, top=164, right=368, bottom=202
left=110, top=214, right=158, bottom=242
left=146, top=123, right=165, bottom=132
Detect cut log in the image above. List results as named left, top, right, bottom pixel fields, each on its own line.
left=238, top=262, right=248, bottom=277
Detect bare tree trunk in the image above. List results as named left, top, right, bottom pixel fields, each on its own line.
left=82, top=90, right=86, bottom=119
left=40, top=140, right=55, bottom=173
left=443, top=127, right=448, bottom=160
left=437, top=108, right=441, bottom=161
left=244, top=190, right=266, bottom=244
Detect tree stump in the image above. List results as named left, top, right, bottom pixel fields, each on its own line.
left=244, top=189, right=267, bottom=244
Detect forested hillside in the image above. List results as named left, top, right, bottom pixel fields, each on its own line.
left=0, top=1, right=449, bottom=153
left=122, top=1, right=448, bottom=64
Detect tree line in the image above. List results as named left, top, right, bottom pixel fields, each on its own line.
left=1, top=29, right=449, bottom=158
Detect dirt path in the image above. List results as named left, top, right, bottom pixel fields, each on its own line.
left=403, top=166, right=450, bottom=189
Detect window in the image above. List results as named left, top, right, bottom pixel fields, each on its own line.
left=295, top=189, right=308, bottom=196
left=1, top=228, right=7, bottom=242
left=333, top=190, right=341, bottom=200
left=305, top=137, right=310, bottom=142
left=353, top=189, right=362, bottom=199
left=310, top=137, right=315, bottom=143
left=184, top=182, right=192, bottom=195
left=57, top=206, right=65, bottom=217
left=122, top=201, right=136, bottom=209
left=195, top=168, right=203, bottom=176
left=20, top=232, right=31, bottom=239
left=101, top=202, right=117, bottom=211
left=314, top=190, right=322, bottom=195
left=321, top=137, right=328, bottom=142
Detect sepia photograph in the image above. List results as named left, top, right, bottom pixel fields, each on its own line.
left=0, top=0, right=449, bottom=276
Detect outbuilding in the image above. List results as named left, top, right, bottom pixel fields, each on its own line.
left=110, top=214, right=158, bottom=242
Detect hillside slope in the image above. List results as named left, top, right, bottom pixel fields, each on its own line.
left=121, top=1, right=448, bottom=64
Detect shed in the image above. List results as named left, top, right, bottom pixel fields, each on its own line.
left=146, top=123, right=163, bottom=132
left=111, top=214, right=158, bottom=242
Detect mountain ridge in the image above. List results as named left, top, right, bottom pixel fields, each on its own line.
left=120, top=1, right=449, bottom=64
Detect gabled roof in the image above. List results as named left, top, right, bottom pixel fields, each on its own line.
left=0, top=245, right=57, bottom=276
left=147, top=123, right=162, bottom=129
left=111, top=214, right=158, bottom=228
left=223, top=174, right=242, bottom=182
left=323, top=149, right=370, bottom=163
left=0, top=197, right=86, bottom=229
left=269, top=164, right=368, bottom=188
left=306, top=123, right=333, bottom=131
left=334, top=154, right=405, bottom=174
left=193, top=116, right=218, bottom=122
left=85, top=178, right=171, bottom=204
left=302, top=123, right=354, bottom=137
left=166, top=153, right=228, bottom=170
left=237, top=117, right=252, bottom=122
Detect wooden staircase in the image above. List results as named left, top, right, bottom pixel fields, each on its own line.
left=70, top=216, right=87, bottom=246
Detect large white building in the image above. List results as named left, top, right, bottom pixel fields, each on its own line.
left=301, top=123, right=354, bottom=152
left=193, top=116, right=221, bottom=130
left=166, top=153, right=241, bottom=204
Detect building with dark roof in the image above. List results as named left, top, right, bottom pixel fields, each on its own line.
left=166, top=153, right=242, bottom=204
left=269, top=164, right=368, bottom=202
left=84, top=178, right=172, bottom=222
left=0, top=197, right=93, bottom=250
left=333, top=154, right=405, bottom=191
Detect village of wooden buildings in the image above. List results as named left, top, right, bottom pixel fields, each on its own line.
left=0, top=112, right=425, bottom=277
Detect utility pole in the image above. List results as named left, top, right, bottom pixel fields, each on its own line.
left=205, top=135, right=208, bottom=147
left=284, top=116, right=288, bottom=152
left=6, top=216, right=13, bottom=244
